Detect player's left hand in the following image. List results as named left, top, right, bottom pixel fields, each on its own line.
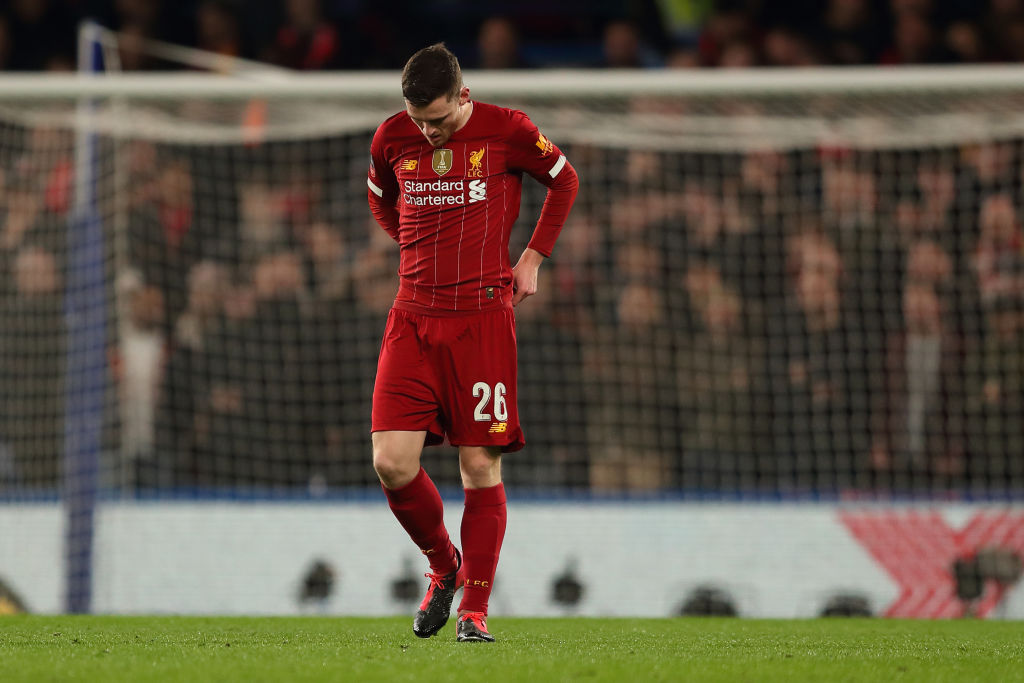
left=512, top=248, right=544, bottom=307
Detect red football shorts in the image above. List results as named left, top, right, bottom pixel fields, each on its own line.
left=372, top=306, right=525, bottom=452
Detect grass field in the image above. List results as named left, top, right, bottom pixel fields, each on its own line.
left=1, top=615, right=1022, bottom=682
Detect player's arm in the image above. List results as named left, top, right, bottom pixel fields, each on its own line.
left=507, top=112, right=579, bottom=305
left=367, top=126, right=401, bottom=242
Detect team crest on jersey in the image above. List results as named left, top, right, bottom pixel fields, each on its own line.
left=400, top=159, right=418, bottom=171
left=535, top=133, right=553, bottom=158
left=432, top=149, right=453, bottom=176
left=467, top=148, right=485, bottom=177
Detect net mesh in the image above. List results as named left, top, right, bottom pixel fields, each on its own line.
left=1, top=79, right=1023, bottom=499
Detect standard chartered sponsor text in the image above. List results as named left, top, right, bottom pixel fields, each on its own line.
left=405, top=179, right=464, bottom=193
left=404, top=178, right=466, bottom=206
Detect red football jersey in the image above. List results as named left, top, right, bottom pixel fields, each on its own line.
left=367, top=101, right=578, bottom=314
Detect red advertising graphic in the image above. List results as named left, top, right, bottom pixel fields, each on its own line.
left=840, top=510, right=1024, bottom=618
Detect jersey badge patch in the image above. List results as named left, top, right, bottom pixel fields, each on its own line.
left=432, top=149, right=453, bottom=176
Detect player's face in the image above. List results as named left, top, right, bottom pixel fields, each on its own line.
left=406, top=87, right=470, bottom=148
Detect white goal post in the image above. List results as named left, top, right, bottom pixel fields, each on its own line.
left=1, top=65, right=1024, bottom=613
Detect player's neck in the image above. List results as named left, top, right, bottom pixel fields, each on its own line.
left=454, top=100, right=474, bottom=134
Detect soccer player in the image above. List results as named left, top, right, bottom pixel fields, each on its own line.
left=366, top=43, right=578, bottom=642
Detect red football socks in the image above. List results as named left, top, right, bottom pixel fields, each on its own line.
left=382, top=468, right=458, bottom=575
left=457, top=483, right=507, bottom=616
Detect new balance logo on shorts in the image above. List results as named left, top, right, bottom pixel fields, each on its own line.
left=488, top=422, right=507, bottom=433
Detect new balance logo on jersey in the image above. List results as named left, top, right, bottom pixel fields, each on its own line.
left=488, top=422, right=506, bottom=433
left=400, top=159, right=418, bottom=171
left=469, top=180, right=487, bottom=203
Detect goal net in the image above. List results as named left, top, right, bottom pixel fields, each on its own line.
left=3, top=66, right=1024, bottom=614
left=1, top=69, right=1024, bottom=502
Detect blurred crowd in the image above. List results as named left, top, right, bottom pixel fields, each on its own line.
left=4, top=0, right=1024, bottom=73
left=1, top=0, right=1024, bottom=496
left=1, top=110, right=1023, bottom=495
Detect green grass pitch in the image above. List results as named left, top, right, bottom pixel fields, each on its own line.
left=1, top=616, right=1022, bottom=682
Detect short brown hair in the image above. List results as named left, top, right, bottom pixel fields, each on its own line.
left=401, top=43, right=462, bottom=107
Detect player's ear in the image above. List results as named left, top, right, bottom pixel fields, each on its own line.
left=458, top=87, right=471, bottom=106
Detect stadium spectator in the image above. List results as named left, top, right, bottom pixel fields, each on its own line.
left=196, top=0, right=243, bottom=61
left=718, top=40, right=758, bottom=67
left=124, top=157, right=198, bottom=324
left=966, top=294, right=1024, bottom=483
left=174, top=260, right=228, bottom=352
left=677, top=282, right=767, bottom=489
left=916, top=157, right=957, bottom=240
left=822, top=0, right=882, bottom=65
left=695, top=7, right=755, bottom=67
left=544, top=208, right=604, bottom=316
left=761, top=26, right=822, bottom=66
left=115, top=22, right=158, bottom=71
left=151, top=260, right=227, bottom=486
left=1, top=178, right=43, bottom=253
left=509, top=268, right=589, bottom=489
left=973, top=193, right=1024, bottom=305
left=4, top=0, right=76, bottom=71
left=0, top=246, right=64, bottom=487
left=303, top=220, right=361, bottom=488
left=305, top=220, right=350, bottom=301
left=770, top=230, right=864, bottom=488
left=600, top=19, right=654, bottom=68
left=993, top=16, right=1024, bottom=63
left=325, top=241, right=398, bottom=486
left=665, top=47, right=701, bottom=67
left=636, top=0, right=713, bottom=49
left=115, top=272, right=167, bottom=473
left=870, top=275, right=966, bottom=484
left=0, top=15, right=12, bottom=71
left=960, top=142, right=1016, bottom=198
left=589, top=282, right=679, bottom=490
left=189, top=250, right=313, bottom=486
left=944, top=20, right=988, bottom=63
left=265, top=0, right=341, bottom=70
left=881, top=10, right=947, bottom=65
left=474, top=17, right=527, bottom=69
left=237, top=170, right=292, bottom=267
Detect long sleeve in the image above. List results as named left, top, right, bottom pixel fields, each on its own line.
left=505, top=112, right=578, bottom=257
left=526, top=156, right=578, bottom=257
left=367, top=126, right=401, bottom=242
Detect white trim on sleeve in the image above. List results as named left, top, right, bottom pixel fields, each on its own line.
left=547, top=154, right=567, bottom=178
left=367, top=177, right=384, bottom=197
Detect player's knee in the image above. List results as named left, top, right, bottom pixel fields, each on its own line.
left=372, top=447, right=418, bottom=488
left=459, top=449, right=501, bottom=488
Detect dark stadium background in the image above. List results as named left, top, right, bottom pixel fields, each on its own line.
left=2, top=0, right=1023, bottom=73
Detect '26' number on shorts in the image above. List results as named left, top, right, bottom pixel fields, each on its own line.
left=472, top=382, right=508, bottom=422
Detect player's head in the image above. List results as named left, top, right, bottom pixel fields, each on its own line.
left=402, top=43, right=471, bottom=148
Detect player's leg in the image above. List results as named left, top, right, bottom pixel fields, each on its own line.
left=373, top=430, right=462, bottom=638
left=455, top=445, right=504, bottom=642
left=372, top=309, right=462, bottom=637
left=374, top=432, right=459, bottom=571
